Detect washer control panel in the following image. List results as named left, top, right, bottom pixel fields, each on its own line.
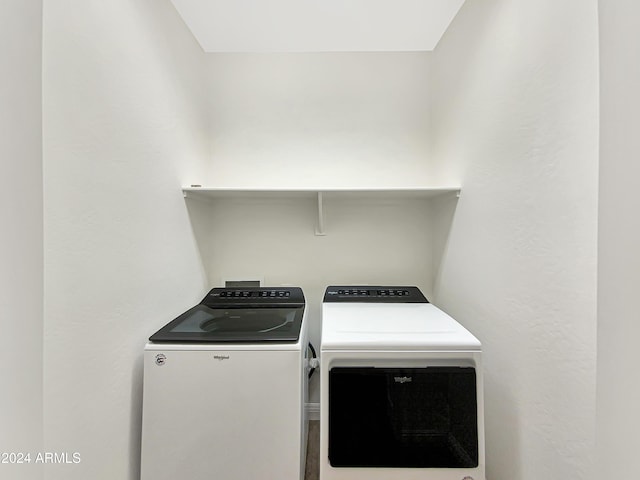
left=323, top=286, right=428, bottom=303
left=218, top=290, right=291, bottom=298
left=203, top=287, right=304, bottom=306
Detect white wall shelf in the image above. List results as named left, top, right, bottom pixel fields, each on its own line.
left=182, top=186, right=461, bottom=236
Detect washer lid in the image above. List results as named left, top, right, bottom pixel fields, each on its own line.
left=149, top=287, right=305, bottom=343
left=321, top=303, right=481, bottom=351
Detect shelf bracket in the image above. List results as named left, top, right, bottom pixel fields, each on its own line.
left=315, top=191, right=326, bottom=236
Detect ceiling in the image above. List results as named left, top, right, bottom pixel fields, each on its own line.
left=169, top=0, right=466, bottom=53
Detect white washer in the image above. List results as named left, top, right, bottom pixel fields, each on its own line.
left=320, top=286, right=485, bottom=480
left=141, top=287, right=309, bottom=480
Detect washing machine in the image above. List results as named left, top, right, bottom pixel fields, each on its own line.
left=140, top=286, right=309, bottom=480
left=320, top=286, right=485, bottom=480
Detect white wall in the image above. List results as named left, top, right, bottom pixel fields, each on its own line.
left=597, top=1, right=640, bottom=477
left=205, top=53, right=432, bottom=188
left=42, top=1, right=209, bottom=479
left=431, top=1, right=599, bottom=479
left=200, top=53, right=441, bottom=401
left=0, top=2, right=44, bottom=480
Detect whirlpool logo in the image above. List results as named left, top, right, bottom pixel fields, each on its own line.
left=394, top=376, right=412, bottom=384
left=213, top=355, right=230, bottom=361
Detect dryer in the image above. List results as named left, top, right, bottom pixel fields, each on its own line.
left=141, top=287, right=309, bottom=480
left=320, top=286, right=485, bottom=480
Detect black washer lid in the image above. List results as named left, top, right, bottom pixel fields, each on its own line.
left=149, top=287, right=305, bottom=343
left=323, top=285, right=428, bottom=303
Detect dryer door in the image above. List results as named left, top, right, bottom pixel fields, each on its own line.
left=328, top=366, right=478, bottom=468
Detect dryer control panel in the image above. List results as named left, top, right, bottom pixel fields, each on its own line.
left=323, top=286, right=428, bottom=303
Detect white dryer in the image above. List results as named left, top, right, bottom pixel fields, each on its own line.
left=141, top=287, right=309, bottom=480
left=320, top=286, right=485, bottom=480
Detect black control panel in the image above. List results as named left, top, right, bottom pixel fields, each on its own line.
left=203, top=287, right=304, bottom=306
left=323, top=286, right=428, bottom=303
left=218, top=290, right=290, bottom=298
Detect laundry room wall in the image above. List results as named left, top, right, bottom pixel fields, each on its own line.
left=0, top=2, right=44, bottom=480
left=205, top=53, right=432, bottom=188
left=42, top=1, right=210, bottom=479
left=430, top=1, right=599, bottom=480
left=597, top=0, right=640, bottom=477
left=199, top=53, right=439, bottom=401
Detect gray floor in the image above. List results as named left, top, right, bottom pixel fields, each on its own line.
left=304, top=420, right=320, bottom=480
